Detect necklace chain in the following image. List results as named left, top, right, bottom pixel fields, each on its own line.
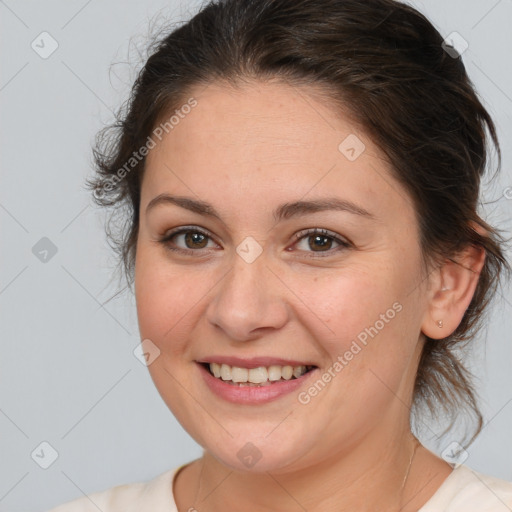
left=400, top=436, right=421, bottom=509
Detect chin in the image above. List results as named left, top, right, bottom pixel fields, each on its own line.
left=211, top=446, right=298, bottom=473
left=198, top=429, right=312, bottom=474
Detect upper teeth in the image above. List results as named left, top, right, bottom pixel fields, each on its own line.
left=209, top=363, right=309, bottom=383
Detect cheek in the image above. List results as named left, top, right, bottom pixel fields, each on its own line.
left=134, top=248, right=197, bottom=356
left=300, top=265, right=403, bottom=348
left=301, top=262, right=419, bottom=396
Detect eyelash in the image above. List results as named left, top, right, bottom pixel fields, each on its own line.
left=158, top=226, right=352, bottom=258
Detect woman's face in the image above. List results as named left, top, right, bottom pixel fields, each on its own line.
left=135, top=80, right=431, bottom=473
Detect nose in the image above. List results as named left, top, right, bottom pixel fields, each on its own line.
left=205, top=249, right=289, bottom=342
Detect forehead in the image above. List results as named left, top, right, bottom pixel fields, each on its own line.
left=154, top=80, right=360, bottom=162
left=143, top=79, right=414, bottom=222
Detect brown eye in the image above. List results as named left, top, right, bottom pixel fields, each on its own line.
left=292, top=228, right=351, bottom=257
left=180, top=231, right=209, bottom=249
left=160, top=227, right=218, bottom=254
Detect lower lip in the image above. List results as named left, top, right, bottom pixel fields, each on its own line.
left=197, top=363, right=318, bottom=405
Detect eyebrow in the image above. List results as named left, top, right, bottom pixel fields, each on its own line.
left=145, top=194, right=376, bottom=222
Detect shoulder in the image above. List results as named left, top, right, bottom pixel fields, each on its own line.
left=421, top=464, right=512, bottom=512
left=46, top=467, right=180, bottom=512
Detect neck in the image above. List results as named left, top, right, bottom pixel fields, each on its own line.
left=186, top=425, right=425, bottom=512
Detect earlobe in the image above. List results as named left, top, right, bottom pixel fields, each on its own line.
left=421, top=241, right=486, bottom=340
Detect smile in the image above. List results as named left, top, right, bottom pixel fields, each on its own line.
left=204, top=362, right=316, bottom=386
left=196, top=360, right=319, bottom=404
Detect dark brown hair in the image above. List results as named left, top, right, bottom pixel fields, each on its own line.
left=88, top=0, right=511, bottom=444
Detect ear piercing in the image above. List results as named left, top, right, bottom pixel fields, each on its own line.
left=437, top=286, right=449, bottom=327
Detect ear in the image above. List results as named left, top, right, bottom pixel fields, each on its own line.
left=421, top=224, right=486, bottom=339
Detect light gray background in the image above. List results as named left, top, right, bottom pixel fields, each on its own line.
left=1, top=1, right=511, bottom=510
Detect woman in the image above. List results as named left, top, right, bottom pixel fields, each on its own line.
left=49, top=0, right=512, bottom=510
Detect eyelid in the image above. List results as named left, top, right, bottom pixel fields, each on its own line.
left=292, top=227, right=350, bottom=244
left=162, top=225, right=212, bottom=240
left=159, top=225, right=351, bottom=257
left=160, top=225, right=220, bottom=250
left=290, top=228, right=351, bottom=258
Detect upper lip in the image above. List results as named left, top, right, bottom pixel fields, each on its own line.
left=196, top=356, right=316, bottom=369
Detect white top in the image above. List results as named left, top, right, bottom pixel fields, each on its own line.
left=47, top=463, right=512, bottom=511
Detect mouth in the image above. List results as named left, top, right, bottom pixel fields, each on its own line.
left=199, top=362, right=318, bottom=387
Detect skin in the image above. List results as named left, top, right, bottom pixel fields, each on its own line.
left=134, top=79, right=485, bottom=511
